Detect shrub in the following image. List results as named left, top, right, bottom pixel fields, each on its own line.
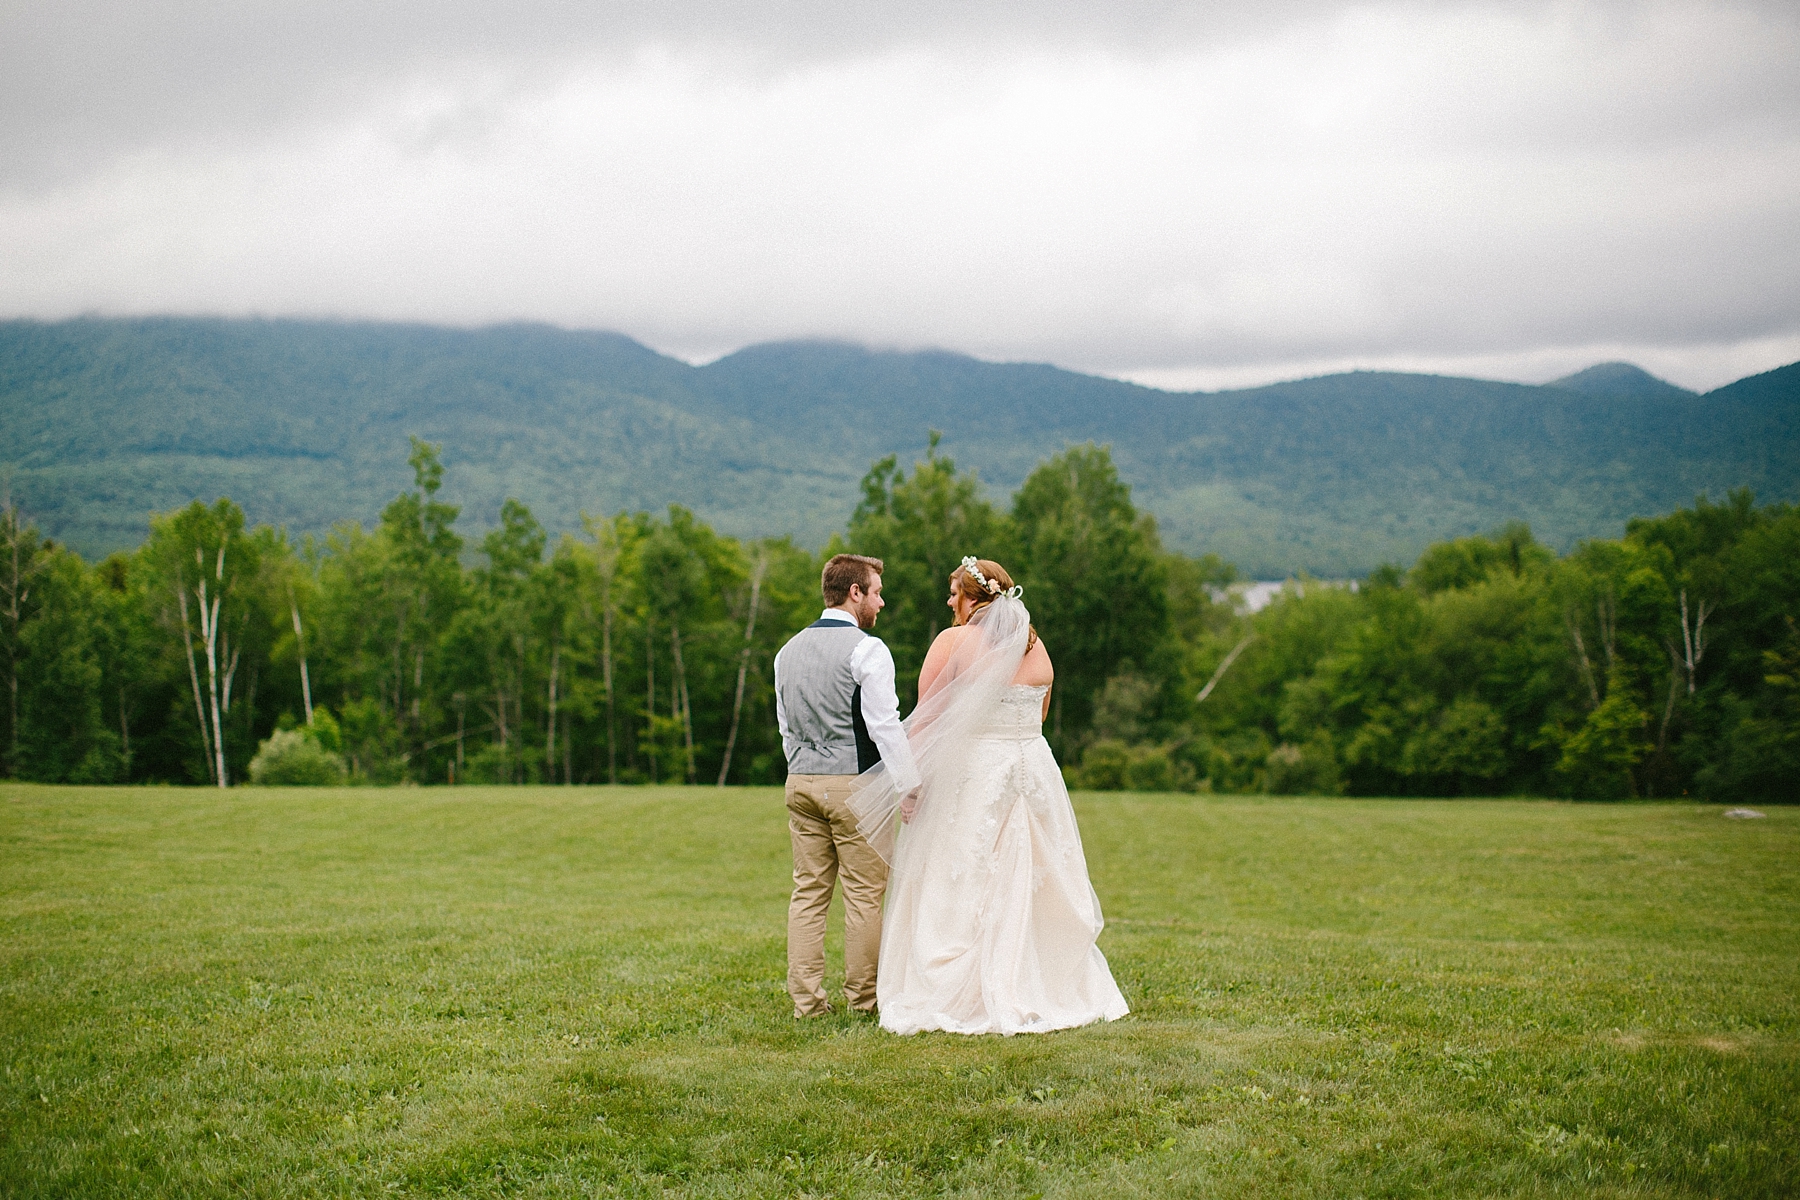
left=1197, top=730, right=1273, bottom=794
left=1265, top=730, right=1342, bottom=795
left=248, top=728, right=347, bottom=786
left=303, top=707, right=343, bottom=754
left=1072, top=739, right=1200, bottom=792
left=1124, top=746, right=1176, bottom=791
left=1553, top=689, right=1649, bottom=799
left=1693, top=696, right=1800, bottom=805
left=1399, top=696, right=1508, bottom=794
left=1075, top=739, right=1132, bottom=790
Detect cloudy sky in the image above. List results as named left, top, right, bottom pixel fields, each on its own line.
left=3, top=0, right=1797, bottom=391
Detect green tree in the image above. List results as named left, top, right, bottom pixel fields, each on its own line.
left=573, top=514, right=632, bottom=783
left=313, top=441, right=467, bottom=782
left=847, top=432, right=1009, bottom=705
left=141, top=499, right=270, bottom=786
left=1685, top=502, right=1800, bottom=801
left=1541, top=540, right=1675, bottom=797
left=1012, top=443, right=1170, bottom=752
left=0, top=498, right=46, bottom=777
left=13, top=543, right=120, bottom=782
left=1410, top=522, right=1552, bottom=595
left=89, top=553, right=157, bottom=780
left=377, top=439, right=466, bottom=766
left=457, top=497, right=547, bottom=783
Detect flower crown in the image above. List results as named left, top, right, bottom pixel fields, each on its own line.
left=961, top=556, right=1023, bottom=600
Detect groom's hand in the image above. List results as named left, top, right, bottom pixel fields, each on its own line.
left=900, top=786, right=921, bottom=823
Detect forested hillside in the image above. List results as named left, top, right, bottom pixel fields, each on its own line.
left=4, top=317, right=1795, bottom=577
left=1, top=438, right=1792, bottom=802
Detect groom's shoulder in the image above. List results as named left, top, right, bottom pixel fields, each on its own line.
left=778, top=621, right=870, bottom=657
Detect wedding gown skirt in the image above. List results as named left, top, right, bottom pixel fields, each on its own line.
left=877, top=685, right=1130, bottom=1035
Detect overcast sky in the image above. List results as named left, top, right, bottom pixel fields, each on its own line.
left=3, top=1, right=1796, bottom=391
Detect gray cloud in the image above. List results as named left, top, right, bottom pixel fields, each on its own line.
left=0, top=1, right=1354, bottom=186
left=3, top=0, right=1797, bottom=391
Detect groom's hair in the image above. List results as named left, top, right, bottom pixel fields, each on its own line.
left=822, top=553, right=884, bottom=606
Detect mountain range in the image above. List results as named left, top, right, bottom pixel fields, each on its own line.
left=2, top=317, right=1795, bottom=577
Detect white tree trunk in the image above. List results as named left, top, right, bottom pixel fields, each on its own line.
left=718, top=556, right=765, bottom=786
left=644, top=616, right=657, bottom=782
left=602, top=602, right=616, bottom=783
left=671, top=621, right=696, bottom=783
left=195, top=561, right=230, bottom=788
left=1678, top=589, right=1711, bottom=696
left=288, top=585, right=313, bottom=724
left=1195, top=635, right=1255, bottom=704
left=1595, top=589, right=1617, bottom=674
left=119, top=686, right=131, bottom=777
left=546, top=640, right=560, bottom=778
left=493, top=689, right=509, bottom=783
left=1658, top=644, right=1682, bottom=750
left=1566, top=610, right=1601, bottom=709
left=176, top=586, right=216, bottom=784
left=0, top=503, right=45, bottom=776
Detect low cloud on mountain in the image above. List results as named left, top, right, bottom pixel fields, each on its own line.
left=2, top=1, right=1796, bottom=390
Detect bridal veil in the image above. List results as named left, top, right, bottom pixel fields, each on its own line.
left=847, top=595, right=1033, bottom=861
left=848, top=595, right=1130, bottom=1035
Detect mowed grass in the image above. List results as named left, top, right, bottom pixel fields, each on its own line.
left=1, top=787, right=1795, bottom=1199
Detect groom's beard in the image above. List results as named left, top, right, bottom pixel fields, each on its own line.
left=855, top=597, right=879, bottom=630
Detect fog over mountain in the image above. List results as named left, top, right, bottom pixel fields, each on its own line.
left=2, top=1, right=1797, bottom=392
left=4, top=318, right=1794, bottom=578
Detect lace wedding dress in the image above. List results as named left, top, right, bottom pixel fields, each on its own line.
left=863, top=673, right=1130, bottom=1036
left=871, top=690, right=1123, bottom=1036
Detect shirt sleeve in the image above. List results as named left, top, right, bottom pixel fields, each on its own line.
left=850, top=637, right=921, bottom=792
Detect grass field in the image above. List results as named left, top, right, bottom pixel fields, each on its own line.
left=2, top=786, right=1795, bottom=1198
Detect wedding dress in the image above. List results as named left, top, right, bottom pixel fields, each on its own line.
left=850, top=597, right=1129, bottom=1036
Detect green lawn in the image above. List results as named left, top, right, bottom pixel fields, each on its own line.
left=2, top=786, right=1795, bottom=1198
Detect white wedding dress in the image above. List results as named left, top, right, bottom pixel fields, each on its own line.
left=873, top=681, right=1130, bottom=1035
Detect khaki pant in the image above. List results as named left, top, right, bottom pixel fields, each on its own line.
left=785, top=773, right=888, bottom=1016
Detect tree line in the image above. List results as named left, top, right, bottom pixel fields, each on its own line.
left=0, top=434, right=1793, bottom=800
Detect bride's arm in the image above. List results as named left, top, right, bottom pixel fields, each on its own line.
left=915, top=626, right=973, bottom=705
left=915, top=629, right=955, bottom=703
left=1035, top=645, right=1055, bottom=720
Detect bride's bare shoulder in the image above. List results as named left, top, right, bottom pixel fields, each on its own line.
left=922, top=625, right=974, bottom=667
left=917, top=625, right=978, bottom=697
left=931, top=625, right=977, bottom=649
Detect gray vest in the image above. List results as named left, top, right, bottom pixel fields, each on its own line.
left=775, top=620, right=883, bottom=776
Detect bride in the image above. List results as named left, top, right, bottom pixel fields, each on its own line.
left=851, top=557, right=1129, bottom=1035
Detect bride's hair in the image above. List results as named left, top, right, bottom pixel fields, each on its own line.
left=950, top=559, right=1037, bottom=646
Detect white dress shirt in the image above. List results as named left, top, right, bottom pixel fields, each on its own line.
left=775, top=608, right=921, bottom=792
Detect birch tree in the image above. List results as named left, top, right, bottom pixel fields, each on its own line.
left=288, top=581, right=314, bottom=725
left=92, top=553, right=150, bottom=781
left=146, top=499, right=261, bottom=786
left=718, top=552, right=765, bottom=785
left=475, top=497, right=545, bottom=782
left=378, top=439, right=465, bottom=762
left=581, top=514, right=627, bottom=783
left=533, top=541, right=585, bottom=784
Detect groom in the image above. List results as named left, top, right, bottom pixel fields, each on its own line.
left=774, top=553, right=920, bottom=1018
